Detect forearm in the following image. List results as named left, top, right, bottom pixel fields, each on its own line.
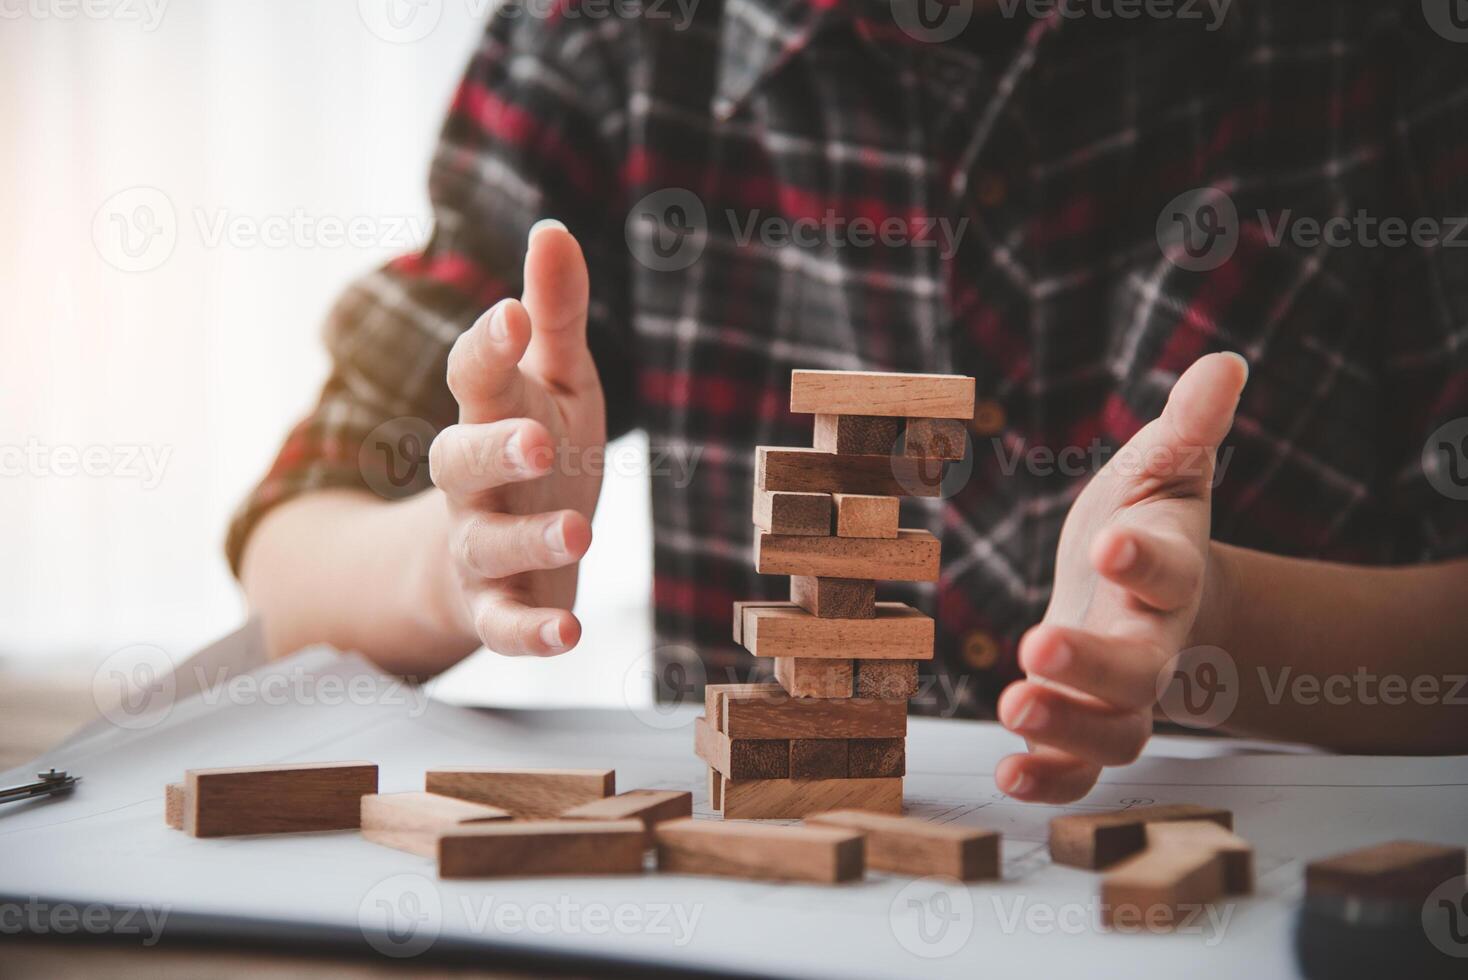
left=1194, top=542, right=1468, bottom=753
left=238, top=489, right=474, bottom=675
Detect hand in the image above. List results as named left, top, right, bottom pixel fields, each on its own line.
left=994, top=353, right=1249, bottom=802
left=427, top=220, right=606, bottom=656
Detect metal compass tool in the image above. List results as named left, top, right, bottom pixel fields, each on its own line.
left=0, top=768, right=80, bottom=806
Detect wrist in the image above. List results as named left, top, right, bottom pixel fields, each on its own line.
left=1187, top=539, right=1238, bottom=651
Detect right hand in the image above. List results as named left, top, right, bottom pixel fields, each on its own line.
left=428, top=220, right=606, bottom=656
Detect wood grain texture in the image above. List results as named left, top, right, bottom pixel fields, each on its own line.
left=184, top=762, right=378, bottom=838
left=1049, top=804, right=1232, bottom=870
left=164, top=782, right=185, bottom=830
left=790, top=370, right=976, bottom=420
left=719, top=775, right=903, bottom=818
left=1101, top=846, right=1226, bottom=929
left=790, top=739, right=849, bottom=779
left=438, top=820, right=646, bottom=878
left=721, top=690, right=907, bottom=739
left=655, top=818, right=865, bottom=883
left=756, top=530, right=941, bottom=582
left=741, top=603, right=934, bottom=660
left=903, top=418, right=968, bottom=460
left=1147, top=820, right=1255, bottom=895
left=560, top=790, right=693, bottom=840
left=790, top=577, right=875, bottom=619
left=812, top=414, right=900, bottom=455
left=833, top=494, right=899, bottom=539
left=704, top=682, right=784, bottom=731
left=732, top=603, right=803, bottom=643
left=424, top=768, right=614, bottom=818
left=774, top=657, right=854, bottom=698
left=758, top=447, right=944, bottom=499
left=360, top=792, right=511, bottom=857
left=1304, top=841, right=1466, bottom=902
left=848, top=738, right=906, bottom=778
left=855, top=660, right=919, bottom=700
left=752, top=489, right=832, bottom=536
left=806, top=810, right=998, bottom=880
left=694, top=716, right=789, bottom=779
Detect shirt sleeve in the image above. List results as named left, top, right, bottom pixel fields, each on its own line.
left=225, top=5, right=634, bottom=577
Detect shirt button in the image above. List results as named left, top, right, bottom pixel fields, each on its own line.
left=975, top=171, right=1007, bottom=208
left=969, top=399, right=1006, bottom=436
left=961, top=630, right=1000, bottom=670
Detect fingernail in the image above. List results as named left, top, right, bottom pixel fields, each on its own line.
left=540, top=619, right=564, bottom=651
left=1224, top=350, right=1250, bottom=382
left=504, top=430, right=528, bottom=475
left=488, top=301, right=509, bottom=342
left=543, top=518, right=567, bottom=559
left=1010, top=697, right=1048, bottom=734
left=1005, top=771, right=1034, bottom=796
left=530, top=217, right=567, bottom=240
left=1112, top=538, right=1137, bottom=571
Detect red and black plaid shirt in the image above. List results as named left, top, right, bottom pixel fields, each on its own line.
left=229, top=0, right=1468, bottom=717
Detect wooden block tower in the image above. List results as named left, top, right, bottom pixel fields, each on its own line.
left=697, top=370, right=976, bottom=819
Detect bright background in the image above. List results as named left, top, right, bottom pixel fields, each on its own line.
left=0, top=0, right=653, bottom=706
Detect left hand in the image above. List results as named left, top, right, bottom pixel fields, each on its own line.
left=994, top=353, right=1249, bottom=803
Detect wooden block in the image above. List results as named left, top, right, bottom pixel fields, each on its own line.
left=790, top=576, right=875, bottom=619
left=833, top=494, right=899, bottom=539
left=721, top=690, right=907, bottom=739
left=732, top=603, right=801, bottom=644
left=560, top=790, right=693, bottom=843
left=694, top=717, right=789, bottom=779
left=184, top=762, right=378, bottom=838
left=1305, top=841, right=1466, bottom=903
left=806, top=810, right=998, bottom=880
left=164, top=782, right=185, bottom=830
left=790, top=370, right=976, bottom=420
left=1147, top=820, right=1255, bottom=895
left=752, top=489, right=832, bottom=536
left=438, top=820, right=646, bottom=878
left=360, top=792, right=511, bottom=857
left=742, top=603, right=934, bottom=660
left=1101, top=846, right=1226, bottom=929
left=425, top=768, right=614, bottom=818
left=707, top=767, right=722, bottom=812
left=1048, top=804, right=1233, bottom=870
left=855, top=660, right=919, bottom=700
left=848, top=738, right=906, bottom=778
left=813, top=414, right=900, bottom=455
left=774, top=657, right=853, bottom=698
left=756, top=530, right=940, bottom=582
left=720, top=776, right=903, bottom=818
left=655, top=818, right=865, bottom=883
left=790, top=739, right=849, bottom=779
left=904, top=418, right=968, bottom=460
left=704, top=682, right=784, bottom=731
left=758, top=447, right=943, bottom=499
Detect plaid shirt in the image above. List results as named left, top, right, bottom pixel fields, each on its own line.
left=228, top=0, right=1468, bottom=717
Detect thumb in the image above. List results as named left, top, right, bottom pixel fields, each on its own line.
left=1160, top=351, right=1249, bottom=452
left=519, top=218, right=595, bottom=392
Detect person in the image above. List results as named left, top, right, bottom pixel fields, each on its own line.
left=229, top=0, right=1468, bottom=804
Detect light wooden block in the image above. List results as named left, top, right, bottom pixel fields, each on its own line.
left=790, top=370, right=976, bottom=420
left=184, top=762, right=378, bottom=838
left=833, top=494, right=899, bottom=539
left=790, top=577, right=876, bottom=619
left=1305, top=841, right=1466, bottom=902
left=756, top=530, right=940, bottom=582
left=721, top=690, right=907, bottom=739
left=732, top=603, right=803, bottom=643
left=790, top=739, right=849, bottom=779
left=757, top=447, right=943, bottom=499
left=425, top=768, right=614, bottom=818
left=1101, top=846, right=1226, bottom=929
left=855, top=660, right=919, bottom=700
left=719, top=776, right=903, bottom=819
left=813, top=414, right=900, bottom=455
left=752, top=489, right=832, bottom=536
left=655, top=818, right=865, bottom=883
left=1049, top=804, right=1233, bottom=870
left=707, top=767, right=722, bottom=812
left=774, top=657, right=853, bottom=698
left=360, top=792, right=511, bottom=857
left=848, top=738, right=906, bottom=778
left=741, top=603, right=934, bottom=660
left=438, top=820, right=646, bottom=878
left=164, top=782, right=186, bottom=830
left=904, top=418, right=968, bottom=460
left=1147, top=820, right=1255, bottom=894
left=560, top=790, right=693, bottom=843
left=704, top=682, right=785, bottom=731
left=807, top=811, right=998, bottom=880
left=694, top=717, right=789, bottom=779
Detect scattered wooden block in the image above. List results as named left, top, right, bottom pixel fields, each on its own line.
left=164, top=782, right=186, bottom=830
left=774, top=657, right=853, bottom=698
left=855, top=660, right=919, bottom=700
left=719, top=775, right=903, bottom=818
left=790, top=370, right=976, bottom=420
left=694, top=716, right=790, bottom=779
left=425, top=768, right=614, bottom=818
left=757, top=447, right=943, bottom=499
left=438, top=820, right=646, bottom=878
left=184, top=762, right=378, bottom=838
left=741, top=603, right=934, bottom=660
left=560, top=790, right=693, bottom=843
left=704, top=682, right=785, bottom=731
left=1049, top=804, right=1232, bottom=870
left=904, top=418, right=968, bottom=460
left=1101, top=845, right=1226, bottom=929
left=721, top=690, right=907, bottom=739
left=756, top=530, right=940, bottom=582
left=790, top=576, right=876, bottom=619
left=1305, top=841, right=1466, bottom=903
left=790, top=739, right=850, bottom=779
left=833, top=493, right=899, bottom=539
left=806, top=811, right=998, bottom=880
left=1147, top=820, right=1255, bottom=894
left=360, top=792, right=511, bottom=857
left=655, top=818, right=865, bottom=883
left=848, top=738, right=906, bottom=778
left=752, top=489, right=832, bottom=536
left=813, top=414, right=900, bottom=455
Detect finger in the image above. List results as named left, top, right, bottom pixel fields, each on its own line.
left=456, top=509, right=592, bottom=580
left=470, top=593, right=582, bottom=657
left=1018, top=624, right=1164, bottom=711
left=520, top=219, right=595, bottom=393
left=447, top=298, right=533, bottom=424
left=996, top=748, right=1102, bottom=804
left=1158, top=351, right=1249, bottom=454
left=999, top=680, right=1152, bottom=767
left=1091, top=524, right=1203, bottom=613
left=430, top=418, right=554, bottom=498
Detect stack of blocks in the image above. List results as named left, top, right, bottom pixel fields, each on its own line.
left=697, top=369, right=976, bottom=819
